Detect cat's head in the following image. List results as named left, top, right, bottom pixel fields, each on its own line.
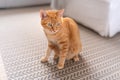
left=40, top=9, right=64, bottom=34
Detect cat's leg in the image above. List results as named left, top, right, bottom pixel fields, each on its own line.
left=41, top=43, right=53, bottom=63
left=41, top=47, right=52, bottom=62
left=57, top=41, right=69, bottom=69
left=54, top=53, right=59, bottom=60
left=73, top=45, right=82, bottom=62
left=71, top=47, right=80, bottom=62
left=53, top=47, right=59, bottom=60
left=57, top=52, right=67, bottom=69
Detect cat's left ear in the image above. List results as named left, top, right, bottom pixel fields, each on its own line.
left=40, top=9, right=47, bottom=20
left=57, top=9, right=64, bottom=17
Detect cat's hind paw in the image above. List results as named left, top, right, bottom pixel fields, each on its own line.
left=41, top=56, right=48, bottom=63
left=73, top=57, right=79, bottom=62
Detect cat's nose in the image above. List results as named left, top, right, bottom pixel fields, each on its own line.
left=51, top=27, right=55, bottom=32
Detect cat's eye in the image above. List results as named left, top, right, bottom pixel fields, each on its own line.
left=56, top=23, right=61, bottom=26
left=47, top=22, right=52, bottom=27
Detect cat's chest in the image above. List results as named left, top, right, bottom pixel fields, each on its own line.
left=48, top=38, right=58, bottom=45
left=46, top=32, right=62, bottom=45
left=46, top=34, right=57, bottom=43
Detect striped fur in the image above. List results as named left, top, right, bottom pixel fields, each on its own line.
left=40, top=9, right=82, bottom=69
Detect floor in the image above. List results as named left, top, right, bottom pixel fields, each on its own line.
left=0, top=6, right=120, bottom=80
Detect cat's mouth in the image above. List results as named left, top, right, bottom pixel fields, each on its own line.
left=50, top=30, right=59, bottom=33
left=44, top=29, right=59, bottom=34
left=51, top=27, right=58, bottom=33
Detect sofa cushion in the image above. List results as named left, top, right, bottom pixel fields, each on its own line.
left=51, top=0, right=120, bottom=37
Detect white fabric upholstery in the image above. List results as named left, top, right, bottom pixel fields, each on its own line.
left=0, top=0, right=6, bottom=8
left=0, top=0, right=50, bottom=8
left=51, top=0, right=120, bottom=37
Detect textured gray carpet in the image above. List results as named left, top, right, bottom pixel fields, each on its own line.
left=0, top=6, right=120, bottom=80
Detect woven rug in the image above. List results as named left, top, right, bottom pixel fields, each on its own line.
left=0, top=6, right=120, bottom=80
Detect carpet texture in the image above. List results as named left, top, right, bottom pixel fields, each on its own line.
left=0, top=6, right=120, bottom=80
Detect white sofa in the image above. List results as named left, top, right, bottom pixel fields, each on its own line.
left=51, top=0, right=120, bottom=37
left=0, top=0, right=50, bottom=8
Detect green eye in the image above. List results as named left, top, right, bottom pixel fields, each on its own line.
left=47, top=22, right=52, bottom=27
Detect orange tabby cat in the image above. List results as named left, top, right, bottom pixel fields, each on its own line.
left=40, top=9, right=82, bottom=69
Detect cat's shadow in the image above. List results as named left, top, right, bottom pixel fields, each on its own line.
left=41, top=55, right=90, bottom=80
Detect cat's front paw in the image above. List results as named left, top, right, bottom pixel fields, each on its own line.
left=41, top=56, right=48, bottom=63
left=73, top=57, right=79, bottom=62
left=57, top=63, right=64, bottom=69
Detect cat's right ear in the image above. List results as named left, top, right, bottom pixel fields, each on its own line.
left=40, top=9, right=47, bottom=20
left=57, top=9, right=64, bottom=17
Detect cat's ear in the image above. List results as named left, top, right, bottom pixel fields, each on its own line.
left=57, top=9, right=64, bottom=17
left=40, top=9, right=47, bottom=20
